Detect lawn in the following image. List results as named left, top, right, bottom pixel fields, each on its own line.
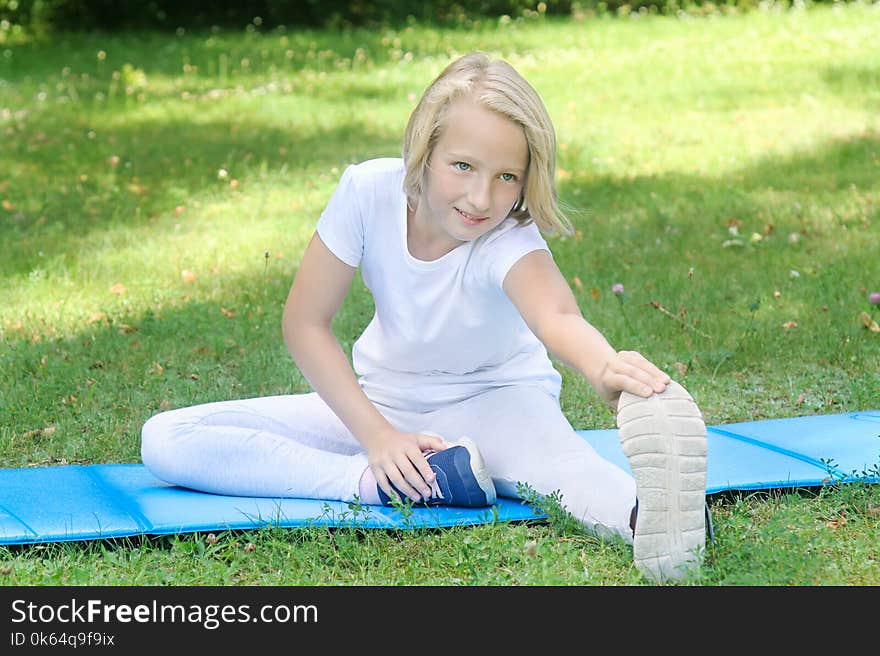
left=1, top=3, right=879, bottom=585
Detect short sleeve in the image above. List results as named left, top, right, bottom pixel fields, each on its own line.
left=315, top=164, right=364, bottom=267
left=482, top=220, right=552, bottom=289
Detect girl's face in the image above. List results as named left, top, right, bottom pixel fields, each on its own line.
left=411, top=96, right=528, bottom=257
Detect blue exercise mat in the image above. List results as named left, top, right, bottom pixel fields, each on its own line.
left=1, top=409, right=878, bottom=545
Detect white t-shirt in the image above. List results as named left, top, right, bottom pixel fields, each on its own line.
left=316, top=157, right=562, bottom=412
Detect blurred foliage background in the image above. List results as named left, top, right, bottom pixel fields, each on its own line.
left=0, top=0, right=857, bottom=35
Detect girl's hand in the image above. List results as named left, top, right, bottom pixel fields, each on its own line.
left=365, top=429, right=448, bottom=503
left=596, top=350, right=671, bottom=410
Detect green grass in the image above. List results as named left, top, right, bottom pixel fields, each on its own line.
left=1, top=4, right=879, bottom=585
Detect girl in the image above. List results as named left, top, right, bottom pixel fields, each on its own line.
left=141, top=52, right=708, bottom=583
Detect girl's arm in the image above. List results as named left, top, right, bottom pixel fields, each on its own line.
left=502, top=250, right=670, bottom=410
left=282, top=232, right=444, bottom=502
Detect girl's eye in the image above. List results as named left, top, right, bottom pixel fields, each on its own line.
left=500, top=173, right=517, bottom=183
left=453, top=162, right=471, bottom=172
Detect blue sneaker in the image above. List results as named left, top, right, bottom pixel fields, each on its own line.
left=378, top=437, right=497, bottom=507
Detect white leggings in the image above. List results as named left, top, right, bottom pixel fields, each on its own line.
left=140, top=385, right=636, bottom=542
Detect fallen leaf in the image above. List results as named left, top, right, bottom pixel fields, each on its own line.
left=110, top=282, right=126, bottom=295
left=589, top=288, right=600, bottom=300
left=825, top=517, right=847, bottom=529
left=181, top=270, right=197, bottom=284
left=88, top=312, right=107, bottom=324
left=571, top=276, right=583, bottom=290
left=28, top=456, right=88, bottom=467
left=673, top=361, right=688, bottom=377
left=782, top=321, right=798, bottom=329
left=796, top=393, right=806, bottom=405
left=117, top=323, right=137, bottom=334
left=220, top=307, right=235, bottom=318
left=22, top=426, right=56, bottom=440
left=859, top=312, right=880, bottom=333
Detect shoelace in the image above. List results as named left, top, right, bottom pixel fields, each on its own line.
left=428, top=474, right=443, bottom=500
left=422, top=450, right=444, bottom=500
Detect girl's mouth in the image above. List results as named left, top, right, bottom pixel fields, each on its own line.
left=456, top=208, right=489, bottom=225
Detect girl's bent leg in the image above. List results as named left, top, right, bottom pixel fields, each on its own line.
left=140, top=393, right=368, bottom=501
left=423, top=386, right=637, bottom=543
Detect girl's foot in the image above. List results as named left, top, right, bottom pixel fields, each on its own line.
left=617, top=381, right=707, bottom=583
left=375, top=437, right=497, bottom=508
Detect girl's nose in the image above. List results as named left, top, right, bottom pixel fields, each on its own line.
left=467, top=178, right=491, bottom=215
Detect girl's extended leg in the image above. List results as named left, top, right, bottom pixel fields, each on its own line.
left=140, top=393, right=370, bottom=500
left=420, top=385, right=637, bottom=543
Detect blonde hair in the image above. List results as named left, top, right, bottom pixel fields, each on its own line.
left=402, top=52, right=573, bottom=236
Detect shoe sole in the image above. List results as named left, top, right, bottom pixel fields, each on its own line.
left=617, top=381, right=707, bottom=583
left=452, top=436, right=497, bottom=506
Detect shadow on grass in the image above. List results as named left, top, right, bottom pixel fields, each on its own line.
left=554, top=129, right=879, bottom=277
left=1, top=115, right=401, bottom=279
left=821, top=62, right=880, bottom=114
left=550, top=130, right=880, bottom=374
left=0, top=264, right=375, bottom=467
left=5, top=119, right=878, bottom=283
